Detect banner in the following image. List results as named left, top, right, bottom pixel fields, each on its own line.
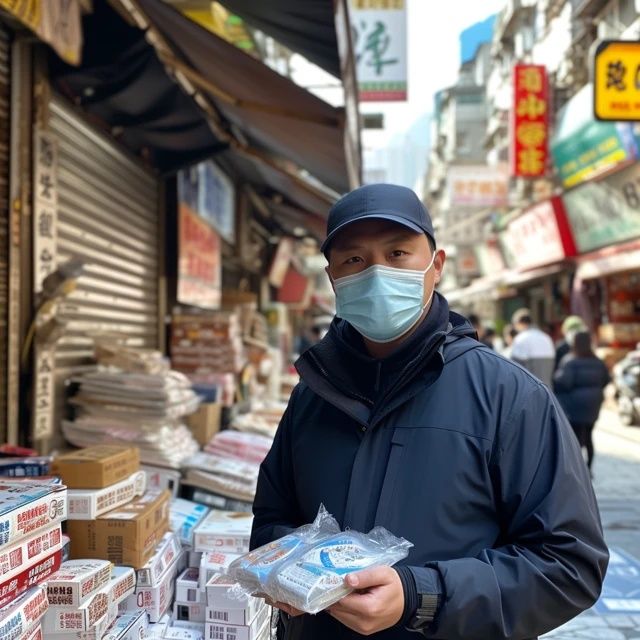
left=511, top=65, right=548, bottom=177
left=350, top=0, right=407, bottom=101
left=446, top=165, right=509, bottom=208
left=177, top=204, right=221, bottom=309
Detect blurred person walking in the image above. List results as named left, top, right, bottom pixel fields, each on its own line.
left=555, top=315, right=587, bottom=370
left=510, top=308, right=556, bottom=387
left=553, top=331, right=610, bottom=474
left=501, top=323, right=519, bottom=359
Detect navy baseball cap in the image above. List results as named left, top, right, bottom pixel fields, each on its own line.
left=321, top=183, right=435, bottom=254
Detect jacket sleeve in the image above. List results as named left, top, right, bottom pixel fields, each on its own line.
left=553, top=360, right=575, bottom=391
left=414, top=383, right=608, bottom=640
left=250, top=386, right=302, bottom=550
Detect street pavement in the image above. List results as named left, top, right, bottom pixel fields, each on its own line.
left=542, top=407, right=640, bottom=639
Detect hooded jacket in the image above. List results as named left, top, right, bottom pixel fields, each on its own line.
left=251, top=294, right=608, bottom=640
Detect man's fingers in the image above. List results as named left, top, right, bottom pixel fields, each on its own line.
left=344, top=565, right=394, bottom=590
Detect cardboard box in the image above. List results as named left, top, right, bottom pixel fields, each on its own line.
left=0, top=525, right=62, bottom=591
left=119, top=551, right=181, bottom=623
left=0, top=481, right=67, bottom=547
left=142, top=465, right=182, bottom=498
left=102, top=611, right=149, bottom=640
left=198, top=551, right=241, bottom=590
left=193, top=511, right=253, bottom=553
left=204, top=603, right=269, bottom=640
left=186, top=403, right=222, bottom=447
left=205, top=575, right=264, bottom=626
left=176, top=568, right=205, bottom=604
left=174, top=601, right=206, bottom=623
left=46, top=559, right=113, bottom=607
left=66, top=490, right=171, bottom=569
left=164, top=626, right=205, bottom=640
left=136, top=531, right=182, bottom=588
left=170, top=498, right=209, bottom=546
left=42, top=566, right=135, bottom=634
left=23, top=623, right=43, bottom=640
left=0, top=540, right=65, bottom=609
left=51, top=446, right=140, bottom=489
left=67, top=471, right=147, bottom=519
left=0, top=585, right=49, bottom=640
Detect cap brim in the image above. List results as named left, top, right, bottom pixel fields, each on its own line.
left=321, top=213, right=425, bottom=254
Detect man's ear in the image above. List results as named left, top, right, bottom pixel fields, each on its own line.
left=325, top=265, right=336, bottom=294
left=434, top=249, right=446, bottom=285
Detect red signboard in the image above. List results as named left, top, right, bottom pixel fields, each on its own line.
left=511, top=64, right=549, bottom=177
left=177, top=204, right=221, bottom=309
left=505, top=196, right=576, bottom=270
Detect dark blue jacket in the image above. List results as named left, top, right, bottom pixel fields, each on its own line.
left=553, top=354, right=611, bottom=425
left=252, top=297, right=608, bottom=639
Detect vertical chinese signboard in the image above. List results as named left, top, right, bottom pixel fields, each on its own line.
left=350, top=0, right=407, bottom=101
left=511, top=65, right=548, bottom=177
left=32, top=131, right=58, bottom=441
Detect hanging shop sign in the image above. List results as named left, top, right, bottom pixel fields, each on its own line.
left=551, top=83, right=638, bottom=189
left=563, top=161, right=640, bottom=253
left=446, top=165, right=509, bottom=208
left=177, top=204, right=222, bottom=310
left=178, top=161, right=235, bottom=244
left=32, top=131, right=59, bottom=441
left=505, top=196, right=576, bottom=271
left=593, top=41, right=640, bottom=121
left=0, top=0, right=83, bottom=65
left=350, top=0, right=407, bottom=102
left=456, top=245, right=480, bottom=277
left=475, top=236, right=506, bottom=277
left=511, top=65, right=548, bottom=178
left=268, top=237, right=295, bottom=288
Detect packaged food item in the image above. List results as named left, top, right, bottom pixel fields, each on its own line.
left=0, top=457, right=51, bottom=477
left=67, top=471, right=147, bottom=519
left=173, top=601, right=206, bottom=623
left=0, top=481, right=67, bottom=547
left=175, top=568, right=204, bottom=604
left=0, top=585, right=48, bottom=640
left=199, top=551, right=241, bottom=589
left=193, top=511, right=253, bottom=554
left=205, top=575, right=264, bottom=626
left=170, top=498, right=209, bottom=546
left=204, top=601, right=269, bottom=640
left=102, top=611, right=149, bottom=640
left=46, top=559, right=113, bottom=607
left=136, top=532, right=182, bottom=588
left=51, top=446, right=139, bottom=489
left=226, top=505, right=412, bottom=615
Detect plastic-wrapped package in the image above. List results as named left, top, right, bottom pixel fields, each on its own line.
left=226, top=506, right=412, bottom=615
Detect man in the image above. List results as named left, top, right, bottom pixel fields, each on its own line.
left=251, top=184, right=608, bottom=639
left=555, top=315, right=587, bottom=370
left=510, top=308, right=556, bottom=387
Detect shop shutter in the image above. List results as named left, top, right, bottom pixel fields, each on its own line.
left=48, top=97, right=160, bottom=422
left=0, top=24, right=10, bottom=440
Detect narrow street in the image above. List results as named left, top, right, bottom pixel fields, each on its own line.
left=543, top=408, right=640, bottom=639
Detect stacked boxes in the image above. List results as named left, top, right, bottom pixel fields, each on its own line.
left=0, top=585, right=49, bottom=640
left=0, top=481, right=68, bottom=606
left=192, top=511, right=253, bottom=554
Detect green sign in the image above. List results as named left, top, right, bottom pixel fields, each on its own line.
left=563, top=161, right=640, bottom=252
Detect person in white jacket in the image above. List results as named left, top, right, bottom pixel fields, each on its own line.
left=510, top=307, right=555, bottom=387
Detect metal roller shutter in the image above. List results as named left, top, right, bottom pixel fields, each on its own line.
left=0, top=25, right=10, bottom=440
left=48, top=97, right=160, bottom=419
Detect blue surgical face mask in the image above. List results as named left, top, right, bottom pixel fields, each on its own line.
left=333, top=252, right=437, bottom=343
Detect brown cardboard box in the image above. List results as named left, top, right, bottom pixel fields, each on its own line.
left=51, top=445, right=140, bottom=489
left=66, top=490, right=171, bottom=568
left=186, top=403, right=222, bottom=447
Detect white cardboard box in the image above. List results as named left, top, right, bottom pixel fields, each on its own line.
left=102, top=611, right=149, bottom=640
left=136, top=532, right=182, bottom=588
left=46, top=559, right=112, bottom=607
left=205, top=575, right=265, bottom=627
left=67, top=471, right=146, bottom=520
left=164, top=626, right=205, bottom=640
left=192, top=511, right=253, bottom=553
left=170, top=499, right=209, bottom=546
left=176, top=568, right=205, bottom=604
left=174, top=601, right=207, bottom=623
left=0, top=586, right=49, bottom=640
left=142, top=465, right=182, bottom=498
left=199, top=550, right=241, bottom=589
left=204, top=603, right=270, bottom=640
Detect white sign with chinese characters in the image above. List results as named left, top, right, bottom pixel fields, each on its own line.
left=350, top=0, right=407, bottom=102
left=33, top=131, right=58, bottom=293
left=32, top=130, right=59, bottom=441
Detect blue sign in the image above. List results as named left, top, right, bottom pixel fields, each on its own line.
left=593, top=547, right=640, bottom=614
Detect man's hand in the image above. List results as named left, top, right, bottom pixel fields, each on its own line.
left=328, top=566, right=404, bottom=636
left=262, top=596, right=304, bottom=618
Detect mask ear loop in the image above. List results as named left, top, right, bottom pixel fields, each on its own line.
left=419, top=251, right=438, bottom=314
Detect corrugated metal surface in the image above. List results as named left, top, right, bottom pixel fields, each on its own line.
left=48, top=97, right=160, bottom=386
left=0, top=25, right=10, bottom=441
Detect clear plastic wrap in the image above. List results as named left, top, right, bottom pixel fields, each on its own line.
left=226, top=506, right=412, bottom=614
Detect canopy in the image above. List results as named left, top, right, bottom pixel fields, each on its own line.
left=136, top=0, right=356, bottom=193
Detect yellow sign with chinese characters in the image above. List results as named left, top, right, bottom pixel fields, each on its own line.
left=594, top=40, right=640, bottom=121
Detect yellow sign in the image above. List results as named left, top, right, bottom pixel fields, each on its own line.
left=594, top=40, right=640, bottom=121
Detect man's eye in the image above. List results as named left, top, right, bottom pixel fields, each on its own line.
left=344, top=256, right=362, bottom=265
left=391, top=250, right=407, bottom=258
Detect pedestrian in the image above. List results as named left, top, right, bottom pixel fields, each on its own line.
left=467, top=312, right=482, bottom=341
left=251, top=184, right=608, bottom=640
left=501, top=322, right=518, bottom=359
left=555, top=315, right=587, bottom=370
left=480, top=326, right=496, bottom=349
left=510, top=307, right=556, bottom=387
left=554, top=330, right=611, bottom=474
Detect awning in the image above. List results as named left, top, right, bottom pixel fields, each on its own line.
left=217, top=0, right=343, bottom=78
left=576, top=239, right=640, bottom=279
left=132, top=0, right=357, bottom=194
left=445, top=274, right=504, bottom=304
left=50, top=1, right=225, bottom=172
left=504, top=263, right=568, bottom=287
